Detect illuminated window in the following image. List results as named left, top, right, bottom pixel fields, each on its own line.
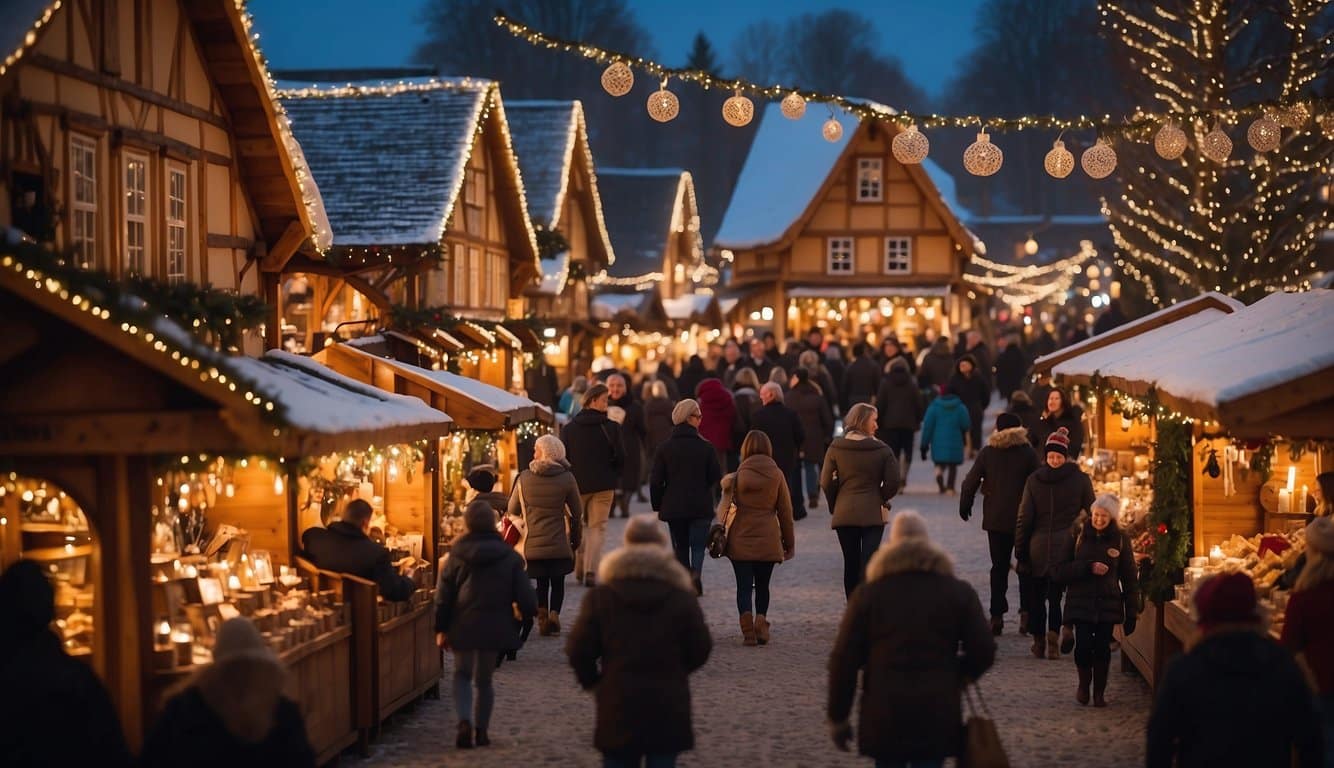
left=166, top=165, right=188, bottom=284
left=468, top=247, right=481, bottom=306
left=123, top=153, right=148, bottom=275
left=884, top=237, right=912, bottom=273
left=827, top=237, right=854, bottom=274
left=70, top=135, right=98, bottom=268
left=856, top=157, right=882, bottom=201
left=452, top=244, right=466, bottom=305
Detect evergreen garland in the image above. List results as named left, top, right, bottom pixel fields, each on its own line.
left=534, top=226, right=571, bottom=261
left=1145, top=417, right=1192, bottom=602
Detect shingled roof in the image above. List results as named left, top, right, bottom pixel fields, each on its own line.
left=597, top=169, right=699, bottom=280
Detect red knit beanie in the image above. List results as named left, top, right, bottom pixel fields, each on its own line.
left=1044, top=426, right=1071, bottom=456
left=1194, top=572, right=1258, bottom=630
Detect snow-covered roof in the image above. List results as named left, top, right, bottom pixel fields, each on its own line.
left=591, top=292, right=652, bottom=320
left=418, top=368, right=550, bottom=419
left=786, top=285, right=951, bottom=298
left=1036, top=292, right=1243, bottom=376
left=535, top=252, right=570, bottom=296
left=1050, top=306, right=1235, bottom=381
left=231, top=351, right=453, bottom=434
left=278, top=78, right=491, bottom=246
left=715, top=102, right=979, bottom=253
left=598, top=169, right=694, bottom=279
left=506, top=101, right=578, bottom=229
left=662, top=294, right=716, bottom=321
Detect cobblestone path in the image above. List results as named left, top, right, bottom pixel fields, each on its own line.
left=369, top=441, right=1153, bottom=767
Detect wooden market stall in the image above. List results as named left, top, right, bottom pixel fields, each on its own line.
left=0, top=251, right=452, bottom=760
left=1041, top=289, right=1334, bottom=688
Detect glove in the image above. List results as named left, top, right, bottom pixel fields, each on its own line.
left=959, top=506, right=971, bottom=522
left=570, top=536, right=581, bottom=552
left=830, top=721, right=853, bottom=752
left=920, top=446, right=929, bottom=461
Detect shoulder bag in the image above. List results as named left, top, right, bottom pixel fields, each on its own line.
left=707, top=479, right=737, bottom=559
left=960, top=683, right=1010, bottom=768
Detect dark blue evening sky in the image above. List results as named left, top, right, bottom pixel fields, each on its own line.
left=247, top=0, right=984, bottom=99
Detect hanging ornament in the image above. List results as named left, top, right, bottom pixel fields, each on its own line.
left=1201, top=125, right=1232, bottom=163
left=1154, top=122, right=1188, bottom=160
left=600, top=61, right=634, bottom=97
left=1081, top=139, right=1117, bottom=179
left=1274, top=102, right=1310, bottom=129
left=646, top=81, right=679, bottom=123
left=1044, top=139, right=1074, bottom=178
left=963, top=130, right=1003, bottom=176
left=1246, top=115, right=1281, bottom=152
left=1203, top=449, right=1221, bottom=479
left=1317, top=113, right=1334, bottom=139
left=891, top=124, right=929, bottom=164
left=722, top=89, right=754, bottom=127
left=822, top=116, right=844, bottom=143
left=780, top=91, right=806, bottom=120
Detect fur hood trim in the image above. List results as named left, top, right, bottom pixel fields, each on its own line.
left=866, top=538, right=955, bottom=581
left=988, top=426, right=1030, bottom=449
left=529, top=458, right=570, bottom=475
left=597, top=544, right=695, bottom=593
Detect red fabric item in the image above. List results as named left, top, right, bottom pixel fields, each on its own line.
left=1044, top=426, right=1071, bottom=455
left=695, top=378, right=736, bottom=452
left=1194, top=572, right=1258, bottom=630
left=1257, top=535, right=1291, bottom=559
left=1281, top=578, right=1334, bottom=694
left=500, top=517, right=521, bottom=547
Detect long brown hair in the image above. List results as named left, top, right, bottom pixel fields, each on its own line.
left=740, top=430, right=772, bottom=460
left=1294, top=551, right=1334, bottom=593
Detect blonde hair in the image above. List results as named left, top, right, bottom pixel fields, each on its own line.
left=649, top=380, right=668, bottom=399
left=843, top=402, right=878, bottom=435
left=733, top=367, right=761, bottom=390
left=1294, top=550, right=1334, bottom=593
left=740, top=430, right=772, bottom=459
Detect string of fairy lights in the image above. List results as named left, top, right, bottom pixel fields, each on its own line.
left=494, top=12, right=1334, bottom=180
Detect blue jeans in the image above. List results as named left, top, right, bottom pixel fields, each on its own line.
left=667, top=518, right=710, bottom=574
left=876, top=760, right=943, bottom=768
left=603, top=753, right=677, bottom=768
left=801, top=460, right=820, bottom=502
left=452, top=649, right=496, bottom=729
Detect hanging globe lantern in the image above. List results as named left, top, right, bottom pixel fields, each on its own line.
left=1246, top=115, right=1281, bottom=153
left=1081, top=140, right=1117, bottom=179
left=600, top=61, right=634, bottom=97
left=646, top=83, right=679, bottom=123
left=722, top=90, right=754, bottom=127
left=1154, top=122, right=1187, bottom=160
left=822, top=117, right=844, bottom=143
left=1274, top=102, right=1310, bottom=129
left=891, top=124, right=929, bottom=164
left=1201, top=125, right=1232, bottom=163
left=963, top=131, right=1003, bottom=176
left=1044, top=139, right=1074, bottom=179
left=1319, top=113, right=1334, bottom=140
left=780, top=91, right=806, bottom=120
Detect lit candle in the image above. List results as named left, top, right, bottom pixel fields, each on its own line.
left=1299, top=485, right=1308, bottom=515
left=156, top=620, right=172, bottom=647
left=1279, top=488, right=1291, bottom=515
left=1287, top=466, right=1296, bottom=494
left=228, top=574, right=242, bottom=592
left=1209, top=545, right=1224, bottom=565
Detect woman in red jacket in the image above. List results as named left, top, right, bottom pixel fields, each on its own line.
left=695, top=378, right=737, bottom=474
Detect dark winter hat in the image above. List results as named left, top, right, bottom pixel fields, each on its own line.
left=1193, top=572, right=1258, bottom=630
left=466, top=466, right=497, bottom=493
left=0, top=560, right=55, bottom=639
left=793, top=367, right=810, bottom=384
left=996, top=412, right=1022, bottom=431
left=1044, top=426, right=1071, bottom=456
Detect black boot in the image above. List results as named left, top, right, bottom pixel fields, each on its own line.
left=1092, top=658, right=1110, bottom=707
left=475, top=727, right=491, bottom=747
left=457, top=720, right=474, bottom=749
left=1076, top=665, right=1092, bottom=705
left=692, top=573, right=703, bottom=596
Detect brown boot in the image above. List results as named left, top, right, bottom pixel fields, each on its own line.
left=537, top=607, right=550, bottom=636
left=740, top=612, right=757, bottom=646
left=754, top=615, right=770, bottom=645
left=1092, top=658, right=1110, bottom=707
left=1031, top=632, right=1046, bottom=659
left=1076, top=665, right=1092, bottom=705
left=1060, top=625, right=1076, bottom=654
left=547, top=611, right=560, bottom=636
left=990, top=616, right=1003, bottom=636
left=1046, top=630, right=1061, bottom=660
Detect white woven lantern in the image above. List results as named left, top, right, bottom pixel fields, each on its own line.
left=1246, top=115, right=1281, bottom=153
left=601, top=62, right=634, bottom=97
left=1201, top=126, right=1232, bottom=163
left=1154, top=122, right=1187, bottom=160
left=891, top=124, right=929, bottom=164
left=1081, top=140, right=1117, bottom=179
left=647, top=85, right=680, bottom=123
left=722, top=91, right=754, bottom=127
left=963, top=131, right=1003, bottom=176
left=822, top=117, right=844, bottom=143
left=1275, top=102, right=1310, bottom=129
left=780, top=92, right=806, bottom=120
left=1044, top=139, right=1074, bottom=179
left=1319, top=113, right=1334, bottom=139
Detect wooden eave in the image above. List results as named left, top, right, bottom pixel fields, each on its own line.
left=571, top=135, right=613, bottom=270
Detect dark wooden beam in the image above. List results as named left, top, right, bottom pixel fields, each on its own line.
left=261, top=220, right=309, bottom=273
left=28, top=53, right=230, bottom=129
left=0, top=410, right=242, bottom=455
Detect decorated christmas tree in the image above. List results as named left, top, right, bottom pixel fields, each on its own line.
left=1100, top=0, right=1333, bottom=304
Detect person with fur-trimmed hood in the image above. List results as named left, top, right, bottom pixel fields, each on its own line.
left=960, top=412, right=1040, bottom=637
left=1050, top=494, right=1138, bottom=707
left=566, top=516, right=712, bottom=767
left=827, top=511, right=995, bottom=764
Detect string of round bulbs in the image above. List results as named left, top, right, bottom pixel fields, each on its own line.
left=496, top=12, right=1334, bottom=178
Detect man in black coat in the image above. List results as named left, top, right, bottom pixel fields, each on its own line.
left=959, top=413, right=1040, bottom=636
left=841, top=342, right=881, bottom=412
left=947, top=355, right=990, bottom=458
left=992, top=334, right=1027, bottom=401
left=751, top=382, right=806, bottom=520
left=742, top=337, right=774, bottom=382
left=302, top=499, right=416, bottom=601
left=0, top=561, right=132, bottom=768
left=524, top=360, right=560, bottom=412
left=561, top=383, right=624, bottom=585
left=650, top=399, right=723, bottom=593
left=1146, top=573, right=1321, bottom=768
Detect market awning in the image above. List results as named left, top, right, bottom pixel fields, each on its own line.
left=785, top=285, right=951, bottom=299
left=591, top=288, right=669, bottom=331
left=1034, top=292, right=1243, bottom=377
left=499, top=320, right=545, bottom=352
left=319, top=339, right=554, bottom=431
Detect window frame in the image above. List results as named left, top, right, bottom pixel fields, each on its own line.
left=165, top=163, right=189, bottom=284
left=452, top=244, right=467, bottom=305
left=856, top=156, right=883, bottom=202
left=122, top=150, right=149, bottom=276
left=826, top=237, right=855, bottom=275
left=69, top=134, right=99, bottom=268
left=884, top=236, right=913, bottom=274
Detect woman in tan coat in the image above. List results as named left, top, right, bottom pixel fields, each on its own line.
left=821, top=402, right=901, bottom=599
left=720, top=430, right=796, bottom=646
left=509, top=434, right=583, bottom=636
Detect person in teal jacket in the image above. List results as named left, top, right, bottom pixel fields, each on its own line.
left=920, top=384, right=972, bottom=494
